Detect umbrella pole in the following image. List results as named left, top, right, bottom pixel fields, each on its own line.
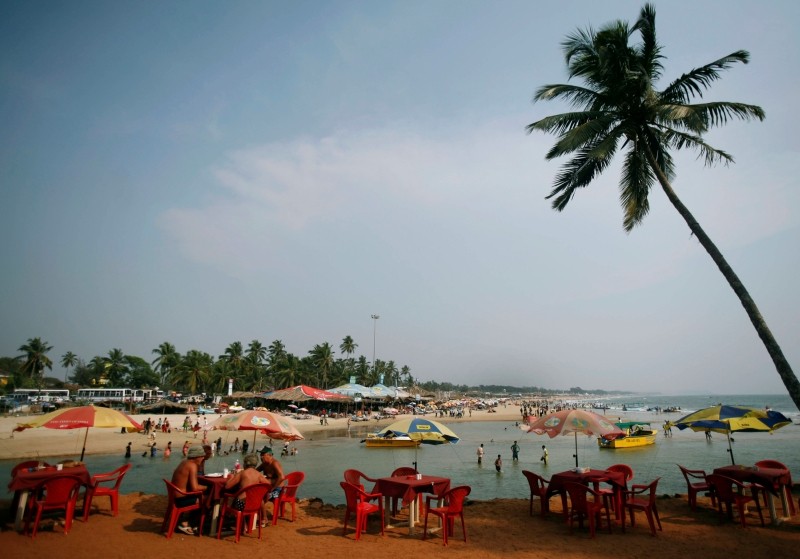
left=726, top=430, right=735, bottom=465
left=80, top=427, right=89, bottom=461
left=574, top=432, right=578, bottom=468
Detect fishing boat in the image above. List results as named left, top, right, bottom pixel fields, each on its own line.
left=598, top=421, right=657, bottom=449
left=362, top=432, right=421, bottom=448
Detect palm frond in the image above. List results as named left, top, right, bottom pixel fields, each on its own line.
left=543, top=115, right=620, bottom=159
left=620, top=145, right=655, bottom=231
left=689, top=101, right=765, bottom=128
left=661, top=51, right=751, bottom=103
left=546, top=136, right=618, bottom=210
left=632, top=3, right=663, bottom=82
left=533, top=83, right=599, bottom=108
left=661, top=129, right=734, bottom=166
left=526, top=111, right=598, bottom=137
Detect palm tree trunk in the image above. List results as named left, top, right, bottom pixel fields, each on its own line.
left=645, top=148, right=800, bottom=409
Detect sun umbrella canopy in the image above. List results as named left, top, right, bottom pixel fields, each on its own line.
left=208, top=409, right=304, bottom=441
left=375, top=417, right=459, bottom=471
left=526, top=409, right=624, bottom=468
left=14, top=405, right=143, bottom=461
left=376, top=417, right=460, bottom=445
left=261, top=385, right=352, bottom=403
left=673, top=405, right=791, bottom=434
left=673, top=404, right=791, bottom=464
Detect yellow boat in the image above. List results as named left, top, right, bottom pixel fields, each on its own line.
left=598, top=421, right=657, bottom=449
left=363, top=433, right=421, bottom=448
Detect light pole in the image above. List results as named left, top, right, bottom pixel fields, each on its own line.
left=371, top=314, right=380, bottom=377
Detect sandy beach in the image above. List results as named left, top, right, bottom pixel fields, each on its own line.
left=2, top=405, right=799, bottom=556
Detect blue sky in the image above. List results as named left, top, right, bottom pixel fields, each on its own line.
left=2, top=1, right=798, bottom=395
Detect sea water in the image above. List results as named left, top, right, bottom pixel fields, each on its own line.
left=2, top=394, right=798, bottom=506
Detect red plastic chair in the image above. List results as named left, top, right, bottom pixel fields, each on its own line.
left=598, top=464, right=634, bottom=515
left=678, top=465, right=716, bottom=510
left=24, top=474, right=83, bottom=538
left=216, top=483, right=271, bottom=542
left=343, top=469, right=379, bottom=492
left=423, top=485, right=471, bottom=546
left=623, top=477, right=662, bottom=536
left=271, top=471, right=305, bottom=525
left=340, top=481, right=384, bottom=541
left=754, top=460, right=796, bottom=516
left=564, top=481, right=613, bottom=538
left=161, top=479, right=205, bottom=538
left=707, top=474, right=765, bottom=528
left=522, top=470, right=551, bottom=516
left=82, top=463, right=132, bottom=522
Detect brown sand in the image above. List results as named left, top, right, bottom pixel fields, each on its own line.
left=2, top=406, right=799, bottom=556
left=2, top=491, right=798, bottom=558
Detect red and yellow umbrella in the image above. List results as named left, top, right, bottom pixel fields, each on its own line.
left=15, top=405, right=142, bottom=460
left=526, top=409, right=624, bottom=468
left=208, top=409, right=304, bottom=448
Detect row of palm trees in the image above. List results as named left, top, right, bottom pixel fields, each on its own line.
left=13, top=336, right=415, bottom=397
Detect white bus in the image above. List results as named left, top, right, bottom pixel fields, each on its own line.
left=13, top=388, right=70, bottom=403
left=75, top=388, right=151, bottom=403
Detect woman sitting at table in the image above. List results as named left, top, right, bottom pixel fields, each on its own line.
left=223, top=454, right=271, bottom=512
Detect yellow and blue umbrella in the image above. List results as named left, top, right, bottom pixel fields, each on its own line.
left=674, top=405, right=791, bottom=465
left=375, top=417, right=460, bottom=470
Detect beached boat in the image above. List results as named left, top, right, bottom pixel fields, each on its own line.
left=362, top=433, right=421, bottom=448
left=598, top=421, right=657, bottom=449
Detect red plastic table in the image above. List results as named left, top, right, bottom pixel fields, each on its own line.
left=374, top=474, right=451, bottom=534
left=713, top=464, right=794, bottom=524
left=546, top=468, right=627, bottom=523
left=9, top=464, right=91, bottom=532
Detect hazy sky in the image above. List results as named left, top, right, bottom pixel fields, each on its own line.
left=2, top=1, right=798, bottom=396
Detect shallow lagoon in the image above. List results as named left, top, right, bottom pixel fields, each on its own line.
left=3, top=414, right=798, bottom=506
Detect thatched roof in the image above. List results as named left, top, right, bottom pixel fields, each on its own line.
left=138, top=399, right=190, bottom=413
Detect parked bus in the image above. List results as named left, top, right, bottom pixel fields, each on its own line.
left=13, top=388, right=70, bottom=403
left=75, top=388, right=151, bottom=403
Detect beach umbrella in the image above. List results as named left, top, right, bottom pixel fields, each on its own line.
left=287, top=404, right=298, bottom=409
left=673, top=405, right=791, bottom=465
left=526, top=409, right=624, bottom=468
left=375, top=417, right=460, bottom=470
left=14, top=404, right=142, bottom=461
left=208, top=409, right=304, bottom=448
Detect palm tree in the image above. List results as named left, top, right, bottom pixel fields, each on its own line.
left=172, top=350, right=213, bottom=395
left=245, top=339, right=268, bottom=390
left=17, top=337, right=53, bottom=388
left=354, top=356, right=370, bottom=385
left=527, top=4, right=799, bottom=408
left=400, top=365, right=411, bottom=387
left=103, top=348, right=129, bottom=386
left=151, top=342, right=181, bottom=387
left=60, top=351, right=78, bottom=383
left=339, top=335, right=357, bottom=379
left=309, top=342, right=335, bottom=388
left=273, top=353, right=302, bottom=389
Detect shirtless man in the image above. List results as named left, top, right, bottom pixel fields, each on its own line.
left=170, top=445, right=208, bottom=535
left=223, top=454, right=271, bottom=518
left=256, top=446, right=285, bottom=522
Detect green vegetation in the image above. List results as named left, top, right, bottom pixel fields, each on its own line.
left=0, top=336, right=419, bottom=396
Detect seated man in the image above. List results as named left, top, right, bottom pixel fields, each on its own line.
left=223, top=454, right=271, bottom=514
left=256, top=446, right=285, bottom=525
left=171, top=445, right=209, bottom=535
